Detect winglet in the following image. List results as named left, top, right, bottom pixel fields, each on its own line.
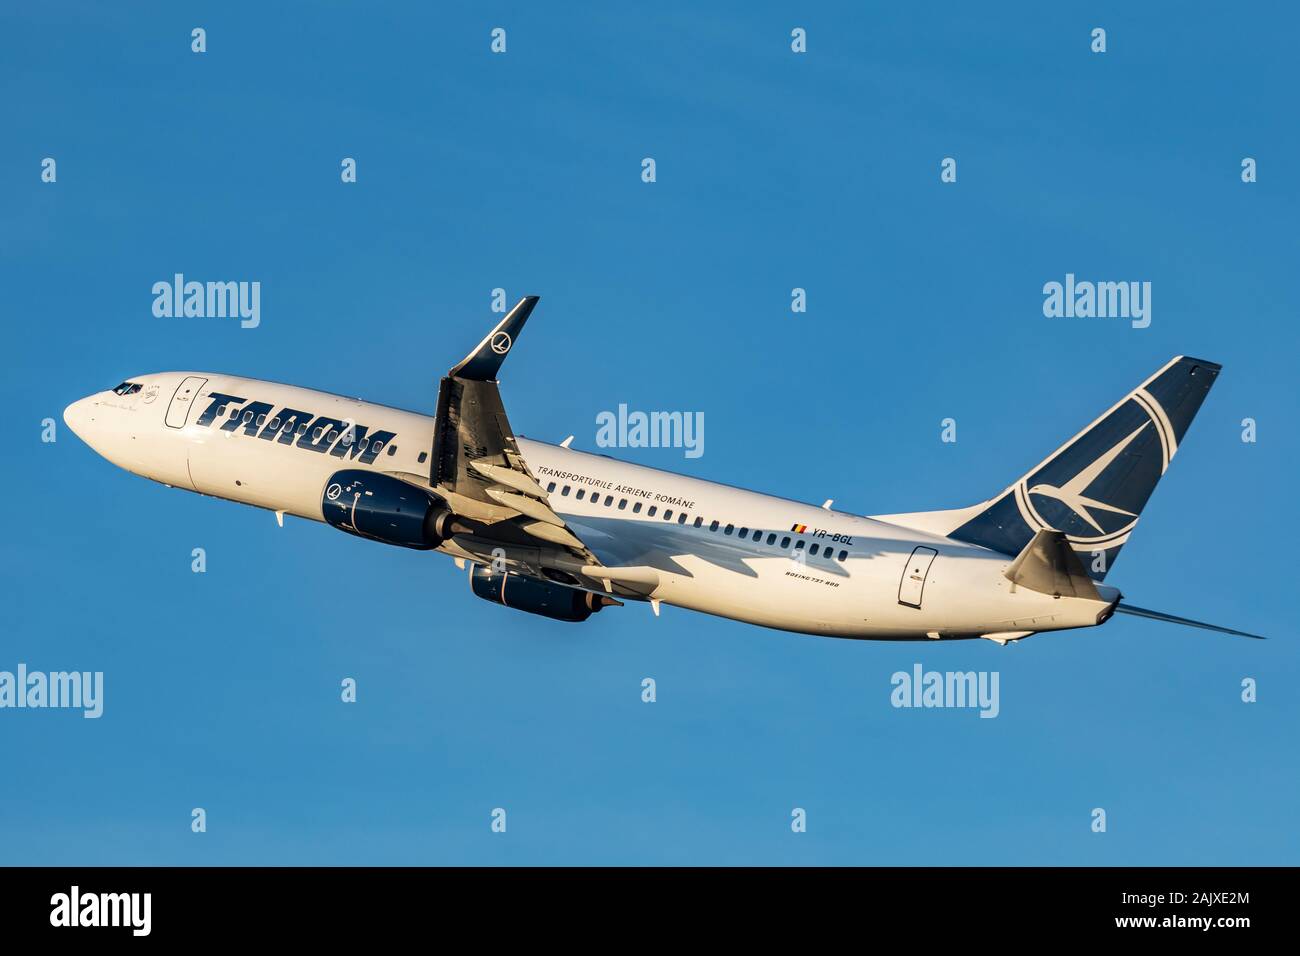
left=448, top=296, right=539, bottom=381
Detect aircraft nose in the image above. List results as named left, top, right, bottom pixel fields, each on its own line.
left=63, top=395, right=96, bottom=442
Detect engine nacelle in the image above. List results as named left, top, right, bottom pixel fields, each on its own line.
left=322, top=470, right=453, bottom=550
left=469, top=565, right=617, bottom=623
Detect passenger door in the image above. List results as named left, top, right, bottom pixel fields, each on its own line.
left=165, top=376, right=208, bottom=428
left=897, top=546, right=938, bottom=609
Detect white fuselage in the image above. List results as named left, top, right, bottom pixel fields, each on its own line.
left=64, top=372, right=1119, bottom=641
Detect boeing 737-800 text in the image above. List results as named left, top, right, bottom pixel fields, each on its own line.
left=64, top=297, right=1262, bottom=643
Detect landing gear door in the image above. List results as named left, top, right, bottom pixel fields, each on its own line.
left=165, top=376, right=208, bottom=428
left=898, top=546, right=938, bottom=609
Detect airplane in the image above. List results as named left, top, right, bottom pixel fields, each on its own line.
left=63, top=296, right=1264, bottom=644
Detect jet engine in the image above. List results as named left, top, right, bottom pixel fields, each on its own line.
left=321, top=470, right=455, bottom=550
left=469, top=565, right=621, bottom=622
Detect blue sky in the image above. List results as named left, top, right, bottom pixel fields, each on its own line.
left=1, top=2, right=1296, bottom=865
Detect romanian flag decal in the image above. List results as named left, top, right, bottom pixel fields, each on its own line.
left=790, top=523, right=807, bottom=533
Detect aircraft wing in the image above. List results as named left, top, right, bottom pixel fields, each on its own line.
left=413, top=297, right=619, bottom=590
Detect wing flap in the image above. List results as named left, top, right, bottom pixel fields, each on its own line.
left=469, top=459, right=548, bottom=498
left=428, top=297, right=610, bottom=585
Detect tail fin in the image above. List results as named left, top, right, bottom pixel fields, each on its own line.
left=880, top=356, right=1221, bottom=581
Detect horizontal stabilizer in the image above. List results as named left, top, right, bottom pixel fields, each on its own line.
left=1004, top=529, right=1102, bottom=600
left=1115, top=603, right=1266, bottom=640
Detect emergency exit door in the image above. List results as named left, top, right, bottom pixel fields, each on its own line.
left=897, top=546, right=938, bottom=609
left=165, top=376, right=208, bottom=428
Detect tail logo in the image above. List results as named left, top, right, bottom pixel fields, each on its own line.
left=947, top=356, right=1217, bottom=578
left=490, top=331, right=513, bottom=355
left=1024, top=423, right=1145, bottom=534
left=1015, top=406, right=1171, bottom=550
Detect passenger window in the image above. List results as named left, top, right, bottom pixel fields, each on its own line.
left=269, top=418, right=281, bottom=430
left=752, top=529, right=762, bottom=541
left=246, top=412, right=256, bottom=424
left=766, top=533, right=776, bottom=545
left=576, top=489, right=586, bottom=500
left=838, top=550, right=848, bottom=561
left=311, top=426, right=322, bottom=439
left=647, top=506, right=657, bottom=517
left=590, top=493, right=599, bottom=505
left=633, top=502, right=642, bottom=513
left=373, top=441, right=384, bottom=454
left=810, top=544, right=820, bottom=556
left=547, top=481, right=557, bottom=493
left=677, top=513, right=687, bottom=524
left=256, top=414, right=266, bottom=427
left=605, top=496, right=614, bottom=507
left=710, top=520, right=719, bottom=531
left=358, top=440, right=369, bottom=452
left=418, top=451, right=428, bottom=464
left=663, top=510, right=673, bottom=520
left=618, top=499, right=627, bottom=510
left=562, top=485, right=571, bottom=496
left=694, top=517, right=703, bottom=528
left=724, top=524, right=734, bottom=535
left=738, top=528, right=748, bottom=538
left=794, top=540, right=805, bottom=550
left=386, top=444, right=397, bottom=456
left=297, top=422, right=308, bottom=434
left=232, top=408, right=242, bottom=419
left=781, top=536, right=791, bottom=548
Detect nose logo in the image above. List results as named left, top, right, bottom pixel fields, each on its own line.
left=326, top=483, right=342, bottom=500
left=490, top=332, right=512, bottom=355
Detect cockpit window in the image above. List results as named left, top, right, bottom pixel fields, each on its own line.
left=112, top=382, right=142, bottom=396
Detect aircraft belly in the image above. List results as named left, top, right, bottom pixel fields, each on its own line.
left=561, top=516, right=881, bottom=636
left=669, top=556, right=858, bottom=630
left=553, top=501, right=1106, bottom=639
left=186, top=426, right=330, bottom=518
